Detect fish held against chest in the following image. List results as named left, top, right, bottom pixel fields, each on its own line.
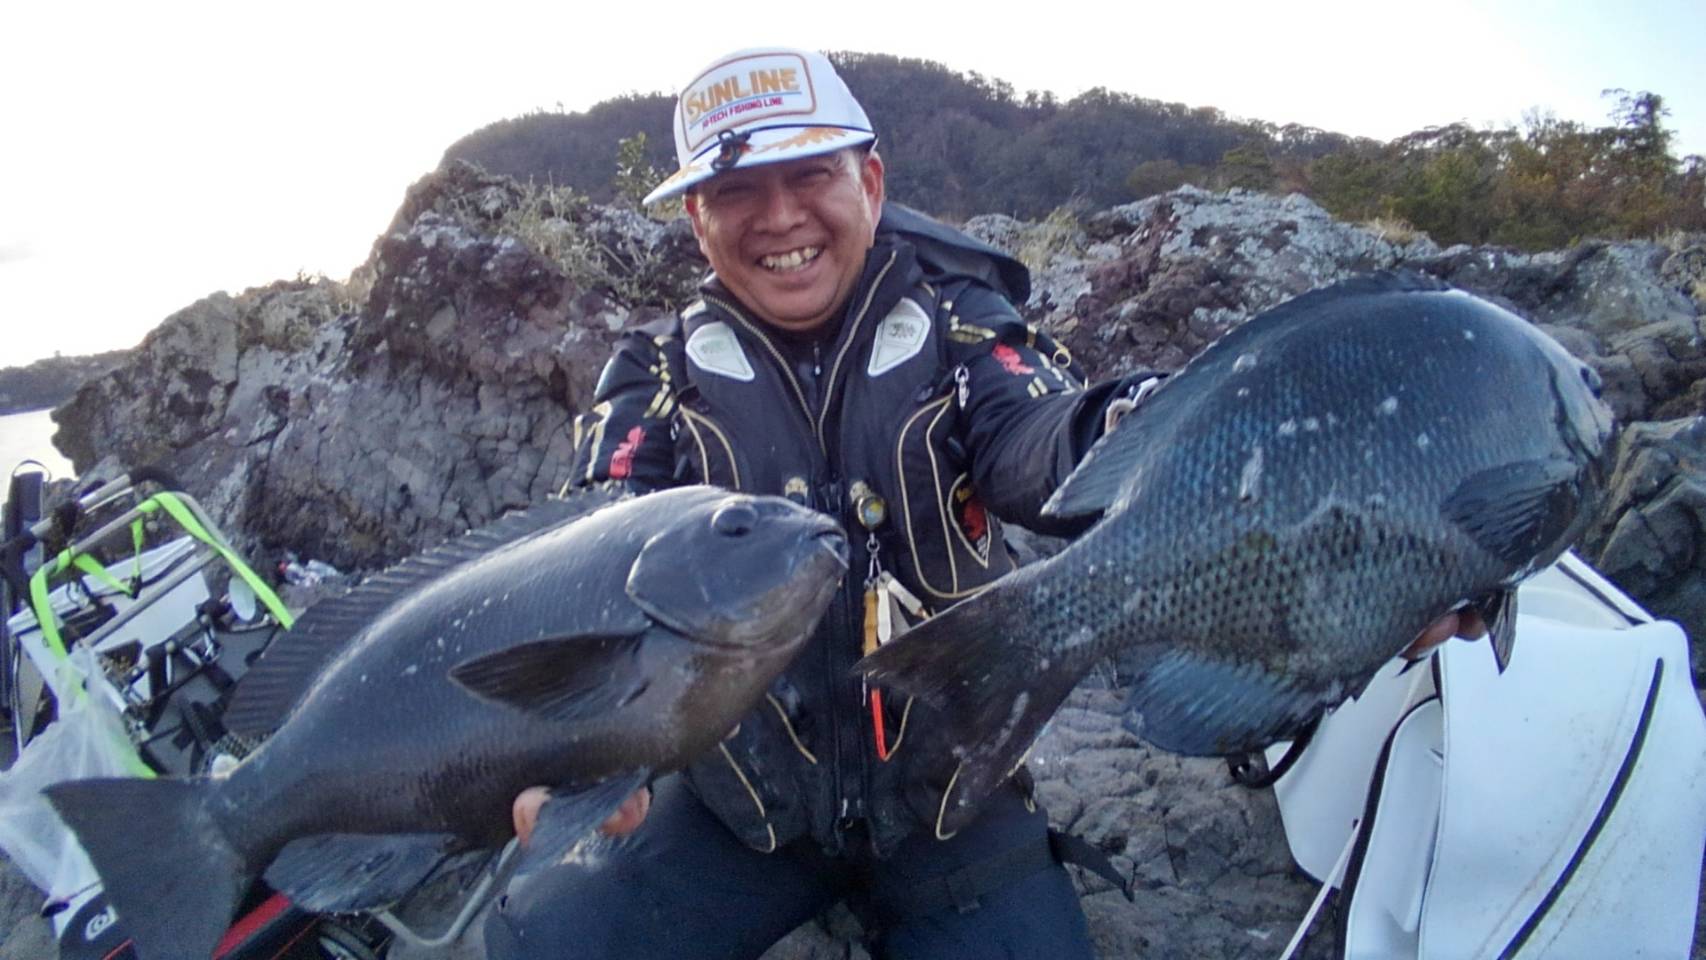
left=858, top=272, right=1613, bottom=834
left=45, top=485, right=848, bottom=960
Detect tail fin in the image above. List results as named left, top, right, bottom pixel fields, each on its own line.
left=46, top=777, right=251, bottom=960
left=856, top=583, right=1095, bottom=835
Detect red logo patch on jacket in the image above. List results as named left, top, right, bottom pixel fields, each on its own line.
left=609, top=426, right=645, bottom=479
left=992, top=343, right=1034, bottom=376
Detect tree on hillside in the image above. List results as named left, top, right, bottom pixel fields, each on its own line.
left=437, top=59, right=1699, bottom=248
left=1300, top=90, right=1701, bottom=249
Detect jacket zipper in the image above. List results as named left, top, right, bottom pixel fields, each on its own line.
left=702, top=252, right=903, bottom=843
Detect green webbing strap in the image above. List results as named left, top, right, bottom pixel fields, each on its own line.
left=29, top=553, right=77, bottom=664
left=136, top=492, right=295, bottom=630
left=25, top=558, right=154, bottom=778
left=20, top=489, right=297, bottom=782
left=131, top=515, right=146, bottom=583
left=73, top=551, right=131, bottom=598
left=26, top=550, right=135, bottom=665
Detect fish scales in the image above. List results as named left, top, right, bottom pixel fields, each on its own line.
left=859, top=272, right=1613, bottom=835
left=46, top=485, right=849, bottom=960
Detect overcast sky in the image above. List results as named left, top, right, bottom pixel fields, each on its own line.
left=3, top=0, right=1701, bottom=368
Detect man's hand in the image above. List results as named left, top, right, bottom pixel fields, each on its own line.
left=511, top=786, right=652, bottom=847
left=1399, top=607, right=1490, bottom=662
left=1103, top=376, right=1163, bottom=435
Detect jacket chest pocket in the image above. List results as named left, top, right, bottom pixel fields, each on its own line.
left=891, top=394, right=1015, bottom=604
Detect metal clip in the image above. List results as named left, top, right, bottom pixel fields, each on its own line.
left=864, top=531, right=882, bottom=590
left=710, top=129, right=752, bottom=172
left=1104, top=375, right=1163, bottom=434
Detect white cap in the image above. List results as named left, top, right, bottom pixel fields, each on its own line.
left=643, top=47, right=876, bottom=206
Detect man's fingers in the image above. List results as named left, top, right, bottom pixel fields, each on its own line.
left=1455, top=606, right=1489, bottom=640
left=512, top=786, right=551, bottom=847
left=600, top=787, right=652, bottom=837
left=512, top=786, right=652, bottom=848
left=1400, top=607, right=1494, bottom=662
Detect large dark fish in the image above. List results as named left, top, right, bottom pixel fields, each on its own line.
left=859, top=273, right=1614, bottom=834
left=47, top=484, right=847, bottom=960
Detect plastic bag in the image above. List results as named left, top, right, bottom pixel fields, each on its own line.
left=0, top=648, right=143, bottom=902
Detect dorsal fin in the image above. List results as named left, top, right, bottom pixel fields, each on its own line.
left=222, top=483, right=633, bottom=736
left=1044, top=270, right=1454, bottom=520
left=1249, top=270, right=1451, bottom=323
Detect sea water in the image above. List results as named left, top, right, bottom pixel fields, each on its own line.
left=0, top=408, right=76, bottom=487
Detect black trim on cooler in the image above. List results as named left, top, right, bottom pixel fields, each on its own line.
left=1555, top=561, right=1646, bottom=627
left=1335, top=694, right=1443, bottom=949
left=1496, top=659, right=1664, bottom=960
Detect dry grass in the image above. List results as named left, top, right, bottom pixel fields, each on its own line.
left=442, top=183, right=694, bottom=308
left=1363, top=217, right=1426, bottom=246
left=1013, top=207, right=1088, bottom=277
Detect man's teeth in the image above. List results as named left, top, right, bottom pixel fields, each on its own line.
left=760, top=247, right=821, bottom=271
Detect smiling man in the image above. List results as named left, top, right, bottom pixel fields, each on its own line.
left=484, top=47, right=1148, bottom=959
left=688, top=145, right=884, bottom=334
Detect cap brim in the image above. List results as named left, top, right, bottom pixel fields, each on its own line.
left=643, top=126, right=876, bottom=206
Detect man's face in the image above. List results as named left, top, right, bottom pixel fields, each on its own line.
left=685, top=148, right=885, bottom=335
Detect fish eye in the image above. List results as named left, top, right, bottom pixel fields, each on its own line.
left=712, top=502, right=757, bottom=537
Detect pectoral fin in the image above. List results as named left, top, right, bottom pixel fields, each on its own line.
left=450, top=632, right=649, bottom=722
left=1441, top=458, right=1584, bottom=570
left=226, top=484, right=635, bottom=736
left=265, top=832, right=458, bottom=912
left=514, top=770, right=652, bottom=874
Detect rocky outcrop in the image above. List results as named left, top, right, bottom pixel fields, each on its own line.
left=52, top=164, right=697, bottom=570
left=33, top=172, right=1706, bottom=959
left=1586, top=417, right=1706, bottom=686
left=0, top=351, right=129, bottom=414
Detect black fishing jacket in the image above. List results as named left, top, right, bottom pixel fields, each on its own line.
left=567, top=206, right=1138, bottom=855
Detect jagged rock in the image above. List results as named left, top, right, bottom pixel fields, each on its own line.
left=50, top=171, right=687, bottom=571
left=756, top=685, right=1336, bottom=960
left=1412, top=240, right=1706, bottom=423
left=0, top=854, right=53, bottom=960
left=1002, top=188, right=1440, bottom=377
left=1582, top=416, right=1706, bottom=683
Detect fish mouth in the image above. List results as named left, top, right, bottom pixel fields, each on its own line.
left=814, top=529, right=850, bottom=570
left=654, top=526, right=848, bottom=653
